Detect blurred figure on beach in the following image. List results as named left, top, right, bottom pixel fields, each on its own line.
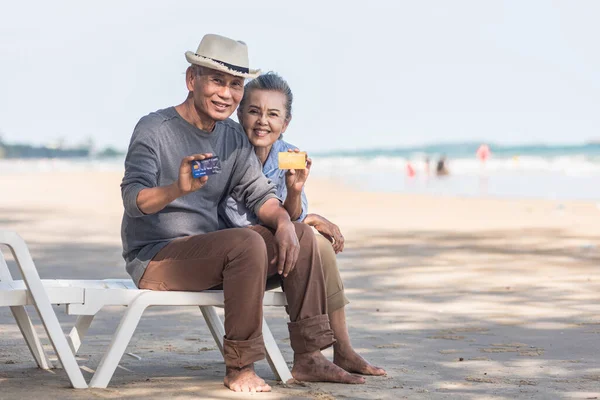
left=406, top=161, right=416, bottom=178
left=436, top=155, right=449, bottom=177
left=424, top=156, right=430, bottom=177
left=476, top=143, right=491, bottom=166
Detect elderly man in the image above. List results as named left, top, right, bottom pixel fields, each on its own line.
left=120, top=34, right=362, bottom=392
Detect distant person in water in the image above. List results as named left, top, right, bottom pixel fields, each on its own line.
left=436, top=155, right=449, bottom=176
left=219, top=72, right=386, bottom=379
left=476, top=143, right=491, bottom=165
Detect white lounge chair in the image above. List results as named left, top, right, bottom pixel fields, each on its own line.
left=0, top=230, right=87, bottom=388
left=67, top=280, right=291, bottom=388
left=0, top=230, right=293, bottom=389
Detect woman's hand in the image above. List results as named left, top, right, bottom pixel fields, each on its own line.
left=285, top=149, right=312, bottom=194
left=305, top=213, right=344, bottom=253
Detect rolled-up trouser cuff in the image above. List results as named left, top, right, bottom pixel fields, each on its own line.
left=223, top=334, right=266, bottom=368
left=328, top=289, right=350, bottom=314
left=288, top=314, right=336, bottom=354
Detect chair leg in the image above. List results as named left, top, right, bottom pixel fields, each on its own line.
left=262, top=318, right=293, bottom=382
left=199, top=306, right=225, bottom=356
left=67, top=315, right=95, bottom=355
left=2, top=243, right=54, bottom=370
left=89, top=295, right=148, bottom=388
left=10, top=305, right=54, bottom=370
left=1, top=231, right=87, bottom=388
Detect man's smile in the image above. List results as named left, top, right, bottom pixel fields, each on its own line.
left=212, top=101, right=231, bottom=111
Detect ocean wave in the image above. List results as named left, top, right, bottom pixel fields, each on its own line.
left=2, top=154, right=599, bottom=177
left=1, top=154, right=597, bottom=200
left=311, top=155, right=600, bottom=176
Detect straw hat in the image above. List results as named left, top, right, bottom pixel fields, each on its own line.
left=185, top=34, right=261, bottom=79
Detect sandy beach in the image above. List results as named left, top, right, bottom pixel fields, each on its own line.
left=1, top=170, right=599, bottom=400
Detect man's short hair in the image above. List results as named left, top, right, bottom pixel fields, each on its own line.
left=191, top=64, right=206, bottom=76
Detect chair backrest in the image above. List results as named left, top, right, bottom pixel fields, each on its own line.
left=0, top=230, right=88, bottom=388
left=0, top=248, right=14, bottom=282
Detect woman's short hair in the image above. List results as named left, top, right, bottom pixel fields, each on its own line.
left=239, top=72, right=293, bottom=121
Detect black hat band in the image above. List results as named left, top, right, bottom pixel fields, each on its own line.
left=196, top=54, right=250, bottom=74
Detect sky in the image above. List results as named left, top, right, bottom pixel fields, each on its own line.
left=0, top=0, right=599, bottom=153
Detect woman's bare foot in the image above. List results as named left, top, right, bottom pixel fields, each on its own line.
left=292, top=351, right=365, bottom=384
left=334, top=346, right=387, bottom=376
left=224, top=364, right=271, bottom=392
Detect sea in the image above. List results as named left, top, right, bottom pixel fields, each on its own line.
left=1, top=142, right=599, bottom=201
left=309, top=142, right=600, bottom=201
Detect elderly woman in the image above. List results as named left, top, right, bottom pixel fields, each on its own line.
left=220, top=72, right=385, bottom=378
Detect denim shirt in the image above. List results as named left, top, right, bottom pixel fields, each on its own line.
left=219, top=139, right=308, bottom=228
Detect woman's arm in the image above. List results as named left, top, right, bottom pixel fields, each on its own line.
left=283, top=149, right=312, bottom=221
left=302, top=213, right=318, bottom=226
left=303, top=213, right=345, bottom=253
left=283, top=189, right=303, bottom=220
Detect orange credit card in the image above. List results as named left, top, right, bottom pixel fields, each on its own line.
left=278, top=152, right=307, bottom=169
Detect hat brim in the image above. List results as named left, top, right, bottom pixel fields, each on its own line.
left=185, top=51, right=261, bottom=79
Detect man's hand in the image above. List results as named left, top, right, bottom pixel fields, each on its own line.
left=306, top=213, right=345, bottom=253
left=273, top=221, right=300, bottom=277
left=176, top=153, right=212, bottom=195
left=135, top=152, right=212, bottom=215
left=255, top=198, right=300, bottom=276
left=285, top=149, right=312, bottom=194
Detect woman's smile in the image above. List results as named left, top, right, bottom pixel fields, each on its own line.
left=253, top=128, right=271, bottom=137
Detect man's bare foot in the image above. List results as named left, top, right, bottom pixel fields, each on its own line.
left=224, top=364, right=271, bottom=392
left=334, top=346, right=386, bottom=376
left=292, top=351, right=365, bottom=384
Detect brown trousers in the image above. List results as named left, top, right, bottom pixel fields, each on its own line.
left=139, top=222, right=335, bottom=368
left=315, top=234, right=350, bottom=312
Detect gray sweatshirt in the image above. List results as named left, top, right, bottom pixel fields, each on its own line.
left=121, top=107, right=278, bottom=285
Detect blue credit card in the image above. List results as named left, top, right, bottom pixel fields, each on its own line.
left=191, top=157, right=222, bottom=178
